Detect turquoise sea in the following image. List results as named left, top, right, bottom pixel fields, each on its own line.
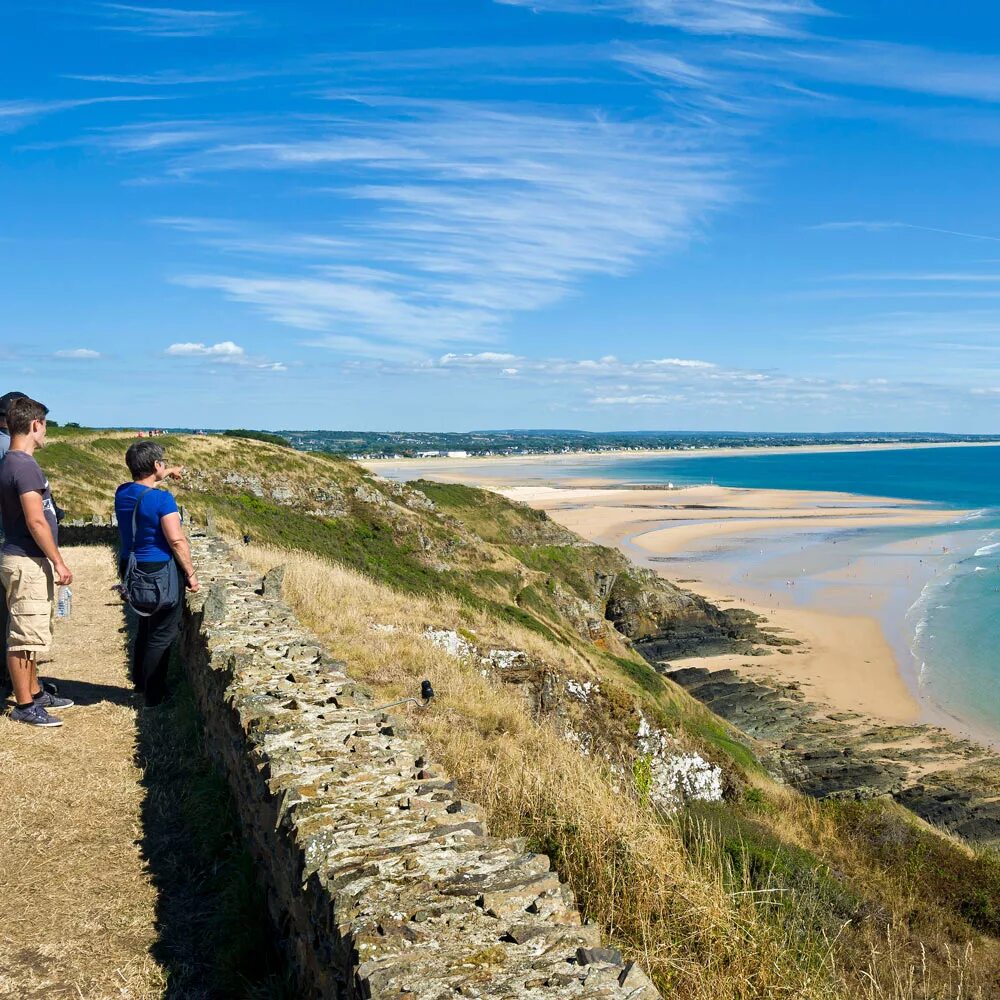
left=543, top=445, right=1000, bottom=742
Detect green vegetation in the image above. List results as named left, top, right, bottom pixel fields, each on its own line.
left=610, top=653, right=664, bottom=695
left=632, top=753, right=654, bottom=804
left=223, top=428, right=291, bottom=448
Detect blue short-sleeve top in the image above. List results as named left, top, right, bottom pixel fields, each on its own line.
left=115, top=483, right=180, bottom=562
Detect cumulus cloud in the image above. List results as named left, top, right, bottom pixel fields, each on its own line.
left=54, top=348, right=103, bottom=359
left=166, top=340, right=244, bottom=357
left=165, top=340, right=286, bottom=371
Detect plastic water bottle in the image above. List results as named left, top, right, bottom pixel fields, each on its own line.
left=56, top=586, right=73, bottom=618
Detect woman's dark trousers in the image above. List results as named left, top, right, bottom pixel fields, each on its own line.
left=122, top=559, right=182, bottom=706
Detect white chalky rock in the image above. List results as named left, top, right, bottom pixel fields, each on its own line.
left=636, top=714, right=724, bottom=811
left=423, top=627, right=475, bottom=659
left=566, top=678, right=600, bottom=703
left=422, top=629, right=528, bottom=673
left=563, top=727, right=594, bottom=756
left=484, top=649, right=526, bottom=670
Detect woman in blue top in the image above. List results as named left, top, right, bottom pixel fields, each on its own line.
left=115, top=440, right=200, bottom=706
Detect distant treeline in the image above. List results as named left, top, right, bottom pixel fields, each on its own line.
left=222, top=429, right=291, bottom=448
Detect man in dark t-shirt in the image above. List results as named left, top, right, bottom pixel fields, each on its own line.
left=0, top=397, right=74, bottom=727
left=0, top=451, right=60, bottom=556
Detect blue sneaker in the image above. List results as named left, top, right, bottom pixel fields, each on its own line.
left=10, top=703, right=63, bottom=727
left=33, top=690, right=74, bottom=711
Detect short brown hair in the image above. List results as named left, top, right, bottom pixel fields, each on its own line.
left=125, top=440, right=164, bottom=479
left=6, top=397, right=49, bottom=437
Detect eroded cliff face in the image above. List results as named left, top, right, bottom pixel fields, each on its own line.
left=603, top=567, right=785, bottom=661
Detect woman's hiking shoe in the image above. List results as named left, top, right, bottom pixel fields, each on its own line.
left=33, top=690, right=75, bottom=711
left=10, top=704, right=63, bottom=727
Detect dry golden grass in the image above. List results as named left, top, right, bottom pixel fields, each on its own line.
left=242, top=542, right=995, bottom=1000
left=0, top=546, right=166, bottom=999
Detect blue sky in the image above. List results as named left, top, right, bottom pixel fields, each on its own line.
left=4, top=1, right=1000, bottom=431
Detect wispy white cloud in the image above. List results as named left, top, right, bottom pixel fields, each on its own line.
left=813, top=221, right=1000, bottom=243
left=441, top=352, right=523, bottom=365
left=496, top=0, right=826, bottom=37
left=780, top=41, right=1000, bottom=104
left=165, top=339, right=286, bottom=370
left=0, top=95, right=162, bottom=133
left=66, top=68, right=262, bottom=86
left=174, top=273, right=495, bottom=347
left=54, top=348, right=103, bottom=359
left=827, top=272, right=1000, bottom=283
left=94, top=3, right=247, bottom=38
left=593, top=392, right=678, bottom=405
left=122, top=97, right=736, bottom=354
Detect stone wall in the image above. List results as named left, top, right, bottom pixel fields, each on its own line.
left=180, top=530, right=661, bottom=1000
left=58, top=520, right=119, bottom=548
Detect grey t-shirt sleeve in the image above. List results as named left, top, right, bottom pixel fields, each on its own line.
left=12, top=458, right=47, bottom=497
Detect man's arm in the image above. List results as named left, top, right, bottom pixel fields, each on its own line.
left=160, top=512, right=200, bottom=592
left=20, top=491, right=72, bottom=584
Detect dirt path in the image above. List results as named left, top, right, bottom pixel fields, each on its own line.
left=0, top=545, right=166, bottom=999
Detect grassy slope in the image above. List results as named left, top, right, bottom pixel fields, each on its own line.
left=41, top=431, right=1000, bottom=999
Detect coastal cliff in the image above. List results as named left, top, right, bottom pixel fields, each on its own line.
left=39, top=431, right=1000, bottom=999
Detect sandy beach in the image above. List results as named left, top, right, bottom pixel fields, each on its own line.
left=496, top=484, right=969, bottom=727
left=367, top=449, right=985, bottom=737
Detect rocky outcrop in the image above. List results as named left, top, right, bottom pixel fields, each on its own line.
left=664, top=666, right=1000, bottom=847
left=179, top=531, right=660, bottom=1000
left=604, top=568, right=797, bottom=660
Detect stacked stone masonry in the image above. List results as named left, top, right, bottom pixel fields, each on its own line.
left=181, top=532, right=661, bottom=1000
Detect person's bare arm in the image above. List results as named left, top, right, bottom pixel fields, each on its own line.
left=20, top=491, right=72, bottom=584
left=160, top=512, right=200, bottom=591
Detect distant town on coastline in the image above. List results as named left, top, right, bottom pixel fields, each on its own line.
left=63, top=427, right=1000, bottom=459
left=267, top=429, right=1000, bottom=459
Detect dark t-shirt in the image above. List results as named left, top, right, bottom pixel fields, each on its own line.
left=0, top=450, right=58, bottom=558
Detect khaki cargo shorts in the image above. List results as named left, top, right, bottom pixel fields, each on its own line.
left=0, top=554, right=55, bottom=655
